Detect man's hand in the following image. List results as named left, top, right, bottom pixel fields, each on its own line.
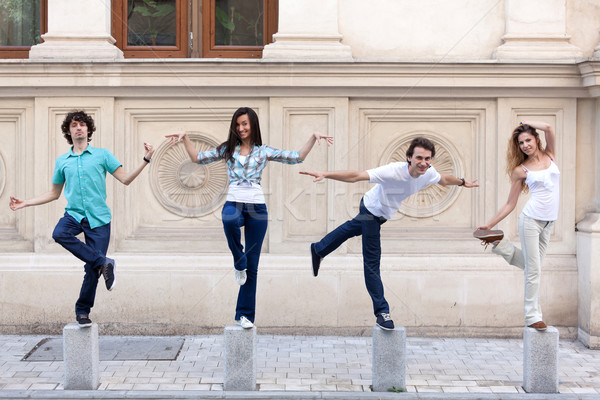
left=9, top=196, right=26, bottom=211
left=463, top=179, right=479, bottom=188
left=144, top=142, right=155, bottom=160
left=299, top=171, right=326, bottom=182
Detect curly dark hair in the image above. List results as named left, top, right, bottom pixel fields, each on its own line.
left=61, top=111, right=96, bottom=144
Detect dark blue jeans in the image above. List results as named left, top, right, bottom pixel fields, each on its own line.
left=313, top=198, right=389, bottom=316
left=52, top=213, right=110, bottom=316
left=221, top=201, right=268, bottom=323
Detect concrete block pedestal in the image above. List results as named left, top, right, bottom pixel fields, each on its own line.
left=63, top=323, right=100, bottom=390
left=523, top=326, right=559, bottom=393
left=372, top=325, right=406, bottom=392
left=224, top=325, right=257, bottom=391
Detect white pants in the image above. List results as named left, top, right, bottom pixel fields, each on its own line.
left=492, top=213, right=553, bottom=326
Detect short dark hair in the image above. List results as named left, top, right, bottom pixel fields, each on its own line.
left=61, top=111, right=96, bottom=144
left=406, top=137, right=436, bottom=161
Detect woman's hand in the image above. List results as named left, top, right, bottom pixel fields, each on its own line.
left=165, top=131, right=187, bottom=143
left=313, top=132, right=334, bottom=146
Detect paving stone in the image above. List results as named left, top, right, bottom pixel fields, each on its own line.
left=0, top=334, right=599, bottom=395
left=23, top=336, right=184, bottom=362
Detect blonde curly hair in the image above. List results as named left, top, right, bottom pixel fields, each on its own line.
left=506, top=123, right=544, bottom=193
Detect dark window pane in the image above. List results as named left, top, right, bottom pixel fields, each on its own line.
left=127, top=0, right=176, bottom=46
left=215, top=0, right=263, bottom=46
left=0, top=0, right=41, bottom=46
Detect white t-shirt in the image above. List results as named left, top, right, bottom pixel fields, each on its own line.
left=363, top=162, right=441, bottom=220
left=227, top=182, right=265, bottom=203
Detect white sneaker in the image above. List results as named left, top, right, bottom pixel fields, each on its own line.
left=236, top=316, right=254, bottom=329
left=235, top=269, right=247, bottom=285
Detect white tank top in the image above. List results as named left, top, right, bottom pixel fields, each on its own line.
left=521, top=159, right=560, bottom=221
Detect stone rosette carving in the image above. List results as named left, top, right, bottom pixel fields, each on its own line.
left=380, top=132, right=463, bottom=218
left=150, top=133, right=228, bottom=217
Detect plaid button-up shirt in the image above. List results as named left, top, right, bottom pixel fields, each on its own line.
left=197, top=144, right=302, bottom=185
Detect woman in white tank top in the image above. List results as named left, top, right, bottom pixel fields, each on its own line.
left=474, top=121, right=558, bottom=331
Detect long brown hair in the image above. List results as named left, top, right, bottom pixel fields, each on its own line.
left=506, top=123, right=543, bottom=193
left=216, top=107, right=263, bottom=161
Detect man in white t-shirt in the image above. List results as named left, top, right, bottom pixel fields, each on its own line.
left=300, top=137, right=478, bottom=330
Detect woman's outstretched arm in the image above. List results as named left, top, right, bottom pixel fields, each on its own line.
left=298, top=132, right=334, bottom=161
left=165, top=132, right=198, bottom=162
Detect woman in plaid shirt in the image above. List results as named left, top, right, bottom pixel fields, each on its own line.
left=167, top=107, right=333, bottom=328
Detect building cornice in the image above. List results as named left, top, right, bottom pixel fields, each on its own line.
left=0, top=60, right=593, bottom=98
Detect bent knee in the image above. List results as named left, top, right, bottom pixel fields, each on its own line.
left=52, top=228, right=73, bottom=244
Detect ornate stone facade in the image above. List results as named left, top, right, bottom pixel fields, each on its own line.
left=0, top=1, right=599, bottom=343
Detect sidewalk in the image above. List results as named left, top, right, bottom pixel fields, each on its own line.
left=0, top=333, right=599, bottom=399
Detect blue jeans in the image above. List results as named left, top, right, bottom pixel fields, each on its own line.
left=221, top=201, right=268, bottom=323
left=313, top=198, right=389, bottom=316
left=52, top=213, right=110, bottom=316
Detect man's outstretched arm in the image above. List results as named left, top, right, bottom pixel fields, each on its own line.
left=112, top=142, right=155, bottom=186
left=10, top=183, right=64, bottom=211
left=438, top=174, right=479, bottom=188
left=299, top=170, right=370, bottom=183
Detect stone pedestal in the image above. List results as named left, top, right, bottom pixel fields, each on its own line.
left=372, top=326, right=406, bottom=392
left=223, top=325, right=256, bottom=391
left=494, top=0, right=582, bottom=61
left=63, top=323, right=99, bottom=390
left=523, top=326, right=559, bottom=393
left=262, top=0, right=352, bottom=60
left=577, top=212, right=600, bottom=349
left=29, top=0, right=123, bottom=60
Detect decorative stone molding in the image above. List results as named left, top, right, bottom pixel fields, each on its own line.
left=576, top=212, right=600, bottom=349
left=262, top=0, right=352, bottom=60
left=29, top=35, right=124, bottom=60
left=494, top=0, right=582, bottom=61
left=29, top=0, right=123, bottom=60
left=380, top=132, right=462, bottom=218
left=594, top=40, right=600, bottom=59
left=149, top=133, right=228, bottom=218
left=0, top=153, right=5, bottom=198
left=263, top=33, right=353, bottom=61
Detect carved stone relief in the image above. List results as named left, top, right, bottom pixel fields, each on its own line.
left=149, top=133, right=228, bottom=217
left=381, top=132, right=463, bottom=218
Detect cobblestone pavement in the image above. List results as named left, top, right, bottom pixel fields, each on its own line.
left=0, top=334, right=599, bottom=395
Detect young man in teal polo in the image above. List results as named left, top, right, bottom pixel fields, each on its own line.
left=10, top=110, right=154, bottom=327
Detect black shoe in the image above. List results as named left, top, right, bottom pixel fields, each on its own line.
left=376, top=313, right=395, bottom=330
left=310, top=243, right=322, bottom=277
left=76, top=314, right=92, bottom=328
left=101, top=258, right=116, bottom=291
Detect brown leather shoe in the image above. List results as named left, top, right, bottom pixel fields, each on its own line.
left=528, top=321, right=547, bottom=331
left=473, top=229, right=504, bottom=244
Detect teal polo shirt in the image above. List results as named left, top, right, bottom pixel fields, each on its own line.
left=52, top=145, right=122, bottom=229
